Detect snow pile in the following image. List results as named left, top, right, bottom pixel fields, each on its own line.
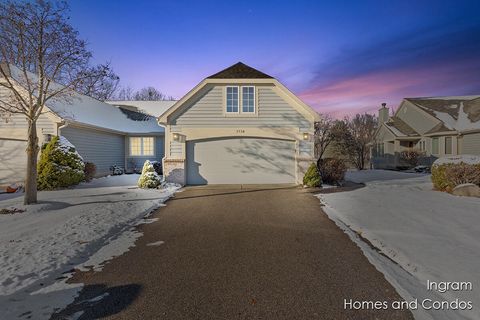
left=433, top=155, right=480, bottom=166
left=319, top=170, right=480, bottom=320
left=433, top=103, right=480, bottom=131
left=0, top=174, right=180, bottom=319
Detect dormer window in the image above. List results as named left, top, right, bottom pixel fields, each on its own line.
left=226, top=85, right=255, bottom=114
left=226, top=86, right=239, bottom=113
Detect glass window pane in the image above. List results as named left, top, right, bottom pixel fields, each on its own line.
left=142, top=137, right=154, bottom=156
left=445, top=137, right=452, bottom=154
left=130, top=137, right=142, bottom=156
left=432, top=138, right=439, bottom=154
left=226, top=87, right=239, bottom=113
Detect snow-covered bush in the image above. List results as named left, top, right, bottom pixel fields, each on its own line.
left=431, top=156, right=480, bottom=192
left=151, top=160, right=163, bottom=175
left=318, top=158, right=347, bottom=185
left=303, top=163, right=322, bottom=187
left=137, top=160, right=161, bottom=188
left=37, top=136, right=85, bottom=190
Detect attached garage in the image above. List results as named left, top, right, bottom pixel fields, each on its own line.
left=159, top=62, right=319, bottom=186
left=0, top=139, right=27, bottom=185
left=186, top=137, right=296, bottom=185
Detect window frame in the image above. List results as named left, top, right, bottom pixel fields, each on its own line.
left=225, top=86, right=240, bottom=114
left=129, top=137, right=155, bottom=157
left=241, top=86, right=256, bottom=114
left=445, top=136, right=452, bottom=155
left=431, top=137, right=439, bottom=155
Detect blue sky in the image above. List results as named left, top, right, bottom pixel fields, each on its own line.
left=69, top=0, right=480, bottom=117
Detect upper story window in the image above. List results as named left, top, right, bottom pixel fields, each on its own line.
left=226, top=86, right=255, bottom=114
left=130, top=137, right=154, bottom=156
left=242, top=86, right=255, bottom=113
left=226, top=86, right=239, bottom=113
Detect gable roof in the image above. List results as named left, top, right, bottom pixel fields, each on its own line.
left=207, top=62, right=273, bottom=79
left=384, top=116, right=419, bottom=136
left=159, top=63, right=320, bottom=124
left=405, top=96, right=480, bottom=132
left=5, top=64, right=164, bottom=134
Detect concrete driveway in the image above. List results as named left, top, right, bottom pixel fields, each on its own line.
left=53, top=185, right=413, bottom=320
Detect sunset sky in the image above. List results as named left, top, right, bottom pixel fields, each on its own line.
left=70, top=0, right=480, bottom=117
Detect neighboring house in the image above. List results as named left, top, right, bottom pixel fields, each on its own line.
left=158, top=62, right=320, bottom=185
left=0, top=64, right=166, bottom=185
left=372, top=96, right=480, bottom=169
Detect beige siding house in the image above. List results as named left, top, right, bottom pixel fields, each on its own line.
left=158, top=62, right=320, bottom=185
left=0, top=64, right=169, bottom=185
left=372, top=96, right=480, bottom=169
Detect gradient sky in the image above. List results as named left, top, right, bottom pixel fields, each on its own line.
left=69, top=0, right=480, bottom=117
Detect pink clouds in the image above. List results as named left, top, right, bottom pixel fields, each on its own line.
left=299, top=58, right=480, bottom=119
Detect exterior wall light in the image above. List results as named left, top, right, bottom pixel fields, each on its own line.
left=303, top=132, right=309, bottom=140
left=172, top=133, right=180, bottom=142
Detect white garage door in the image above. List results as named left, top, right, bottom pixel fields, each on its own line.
left=186, top=137, right=296, bottom=185
left=0, top=139, right=27, bottom=185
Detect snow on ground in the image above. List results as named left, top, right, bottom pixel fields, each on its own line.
left=0, top=174, right=179, bottom=320
left=318, top=170, right=480, bottom=320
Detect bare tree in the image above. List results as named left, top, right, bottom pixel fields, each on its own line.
left=76, top=63, right=120, bottom=101
left=314, top=115, right=344, bottom=168
left=113, top=85, right=173, bottom=101
left=335, top=114, right=378, bottom=170
left=0, top=0, right=114, bottom=204
left=114, top=86, right=135, bottom=100
left=133, top=86, right=173, bottom=101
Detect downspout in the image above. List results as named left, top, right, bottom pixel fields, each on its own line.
left=57, top=121, right=69, bottom=136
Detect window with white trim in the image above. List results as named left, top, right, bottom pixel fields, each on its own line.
left=242, top=86, right=255, bottom=113
left=445, top=137, right=452, bottom=154
left=129, top=137, right=154, bottom=156
left=226, top=86, right=239, bottom=113
left=431, top=137, right=439, bottom=154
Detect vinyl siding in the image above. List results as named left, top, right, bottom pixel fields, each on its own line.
left=396, top=101, right=439, bottom=135
left=60, top=126, right=125, bottom=176
left=169, top=140, right=183, bottom=158
left=171, top=85, right=311, bottom=129
left=0, top=139, right=27, bottom=185
left=462, top=132, right=480, bottom=155
left=0, top=85, right=56, bottom=140
left=125, top=135, right=165, bottom=171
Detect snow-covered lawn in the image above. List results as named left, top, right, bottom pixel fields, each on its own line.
left=0, top=174, right=179, bottom=320
left=319, top=170, right=480, bottom=320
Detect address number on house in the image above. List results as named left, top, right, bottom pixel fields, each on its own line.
left=235, top=129, right=246, bottom=134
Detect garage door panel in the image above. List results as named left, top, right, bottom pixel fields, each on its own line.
left=187, top=138, right=295, bottom=185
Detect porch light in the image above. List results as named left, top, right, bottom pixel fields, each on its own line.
left=303, top=132, right=309, bottom=140
left=172, top=133, right=180, bottom=141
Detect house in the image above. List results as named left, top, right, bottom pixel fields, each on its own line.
left=372, top=96, right=480, bottom=169
left=158, top=62, right=320, bottom=185
left=0, top=64, right=167, bottom=185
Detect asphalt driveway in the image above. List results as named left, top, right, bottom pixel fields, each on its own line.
left=54, top=185, right=413, bottom=320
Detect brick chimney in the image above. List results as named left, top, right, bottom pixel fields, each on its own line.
left=378, top=103, right=389, bottom=124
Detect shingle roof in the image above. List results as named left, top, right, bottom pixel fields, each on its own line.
left=405, top=96, right=480, bottom=132
left=207, top=62, right=273, bottom=79
left=385, top=116, right=419, bottom=136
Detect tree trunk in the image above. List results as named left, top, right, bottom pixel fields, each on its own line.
left=24, top=118, right=39, bottom=205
